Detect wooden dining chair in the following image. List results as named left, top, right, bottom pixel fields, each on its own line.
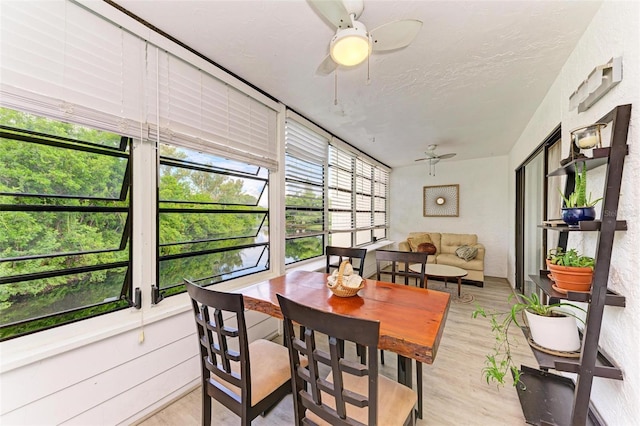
left=375, top=249, right=428, bottom=288
left=375, top=249, right=428, bottom=419
left=325, top=245, right=368, bottom=362
left=185, top=279, right=293, bottom=426
left=277, top=294, right=417, bottom=426
left=325, top=246, right=367, bottom=275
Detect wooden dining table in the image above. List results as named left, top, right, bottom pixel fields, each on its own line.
left=240, top=270, right=451, bottom=390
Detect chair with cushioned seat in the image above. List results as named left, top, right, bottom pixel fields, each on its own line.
left=326, top=246, right=368, bottom=362
left=185, top=279, right=293, bottom=426
left=375, top=249, right=428, bottom=419
left=277, top=294, right=417, bottom=426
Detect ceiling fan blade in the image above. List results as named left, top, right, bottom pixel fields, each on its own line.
left=371, top=19, right=423, bottom=51
left=438, top=153, right=456, bottom=160
left=307, top=0, right=351, bottom=29
left=415, top=158, right=429, bottom=162
left=316, top=54, right=339, bottom=75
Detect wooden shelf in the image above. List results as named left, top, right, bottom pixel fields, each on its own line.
left=521, top=328, right=623, bottom=380
left=530, top=272, right=625, bottom=307
left=515, top=366, right=604, bottom=426
left=539, top=220, right=627, bottom=231
left=547, top=145, right=628, bottom=177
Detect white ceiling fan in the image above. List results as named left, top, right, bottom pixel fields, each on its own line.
left=308, top=0, right=423, bottom=75
left=415, top=145, right=457, bottom=176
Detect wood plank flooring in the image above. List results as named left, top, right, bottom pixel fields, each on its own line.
left=136, top=277, right=537, bottom=425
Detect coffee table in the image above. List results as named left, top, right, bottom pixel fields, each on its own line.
left=410, top=263, right=468, bottom=297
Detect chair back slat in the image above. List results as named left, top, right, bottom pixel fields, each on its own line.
left=375, top=249, right=428, bottom=288
left=278, top=294, right=380, bottom=426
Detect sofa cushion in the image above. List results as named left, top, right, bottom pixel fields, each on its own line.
left=407, top=232, right=442, bottom=253
left=416, top=242, right=437, bottom=255
left=456, top=245, right=478, bottom=261
left=441, top=233, right=478, bottom=254
left=436, top=254, right=483, bottom=271
left=407, top=234, right=432, bottom=251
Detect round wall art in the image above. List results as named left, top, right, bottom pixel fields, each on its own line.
left=423, top=184, right=459, bottom=217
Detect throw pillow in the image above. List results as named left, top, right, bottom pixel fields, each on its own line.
left=407, top=234, right=432, bottom=252
left=456, top=245, right=478, bottom=261
left=416, top=242, right=437, bottom=255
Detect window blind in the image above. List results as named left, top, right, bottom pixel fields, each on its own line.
left=146, top=49, right=278, bottom=170
left=0, top=0, right=279, bottom=170
left=284, top=118, right=327, bottom=238
left=0, top=0, right=145, bottom=138
left=328, top=144, right=355, bottom=233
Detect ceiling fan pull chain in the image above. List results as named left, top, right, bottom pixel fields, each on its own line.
left=334, top=72, right=338, bottom=105
left=366, top=52, right=371, bottom=85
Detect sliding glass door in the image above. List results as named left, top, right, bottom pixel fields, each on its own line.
left=515, top=127, right=561, bottom=294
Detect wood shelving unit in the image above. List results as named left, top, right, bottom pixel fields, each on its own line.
left=515, top=366, right=605, bottom=426
left=520, top=104, right=631, bottom=426
left=530, top=271, right=625, bottom=307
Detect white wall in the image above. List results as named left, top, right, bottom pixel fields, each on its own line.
left=0, top=303, right=277, bottom=425
left=390, top=155, right=510, bottom=278
left=506, top=1, right=640, bottom=424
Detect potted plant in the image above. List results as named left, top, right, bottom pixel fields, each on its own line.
left=547, top=247, right=595, bottom=293
left=472, top=293, right=585, bottom=387
left=559, top=162, right=602, bottom=227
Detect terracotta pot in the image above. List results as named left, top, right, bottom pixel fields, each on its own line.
left=548, top=263, right=593, bottom=292
left=524, top=309, right=581, bottom=352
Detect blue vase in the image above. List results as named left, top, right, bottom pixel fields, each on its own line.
left=562, top=207, right=596, bottom=227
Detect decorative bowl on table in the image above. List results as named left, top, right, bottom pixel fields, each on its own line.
left=327, top=260, right=364, bottom=297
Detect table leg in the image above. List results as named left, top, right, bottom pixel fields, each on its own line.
left=397, top=355, right=421, bottom=418
left=457, top=277, right=462, bottom=297
left=397, top=354, right=413, bottom=387
left=444, top=277, right=448, bottom=288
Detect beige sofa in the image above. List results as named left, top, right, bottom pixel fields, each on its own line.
left=398, top=232, right=485, bottom=285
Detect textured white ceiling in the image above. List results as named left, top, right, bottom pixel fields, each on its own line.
left=112, top=0, right=601, bottom=167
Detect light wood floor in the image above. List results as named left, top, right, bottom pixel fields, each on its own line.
left=137, top=277, right=537, bottom=425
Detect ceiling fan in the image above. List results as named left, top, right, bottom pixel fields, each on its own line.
left=415, top=145, right=457, bottom=176
left=308, top=0, right=422, bottom=75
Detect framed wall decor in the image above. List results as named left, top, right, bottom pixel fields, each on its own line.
left=423, top=184, right=459, bottom=217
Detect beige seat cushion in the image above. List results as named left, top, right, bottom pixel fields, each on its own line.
left=305, top=370, right=417, bottom=426
left=210, top=338, right=298, bottom=406
left=436, top=253, right=483, bottom=271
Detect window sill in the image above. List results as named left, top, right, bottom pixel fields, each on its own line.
left=0, top=269, right=280, bottom=373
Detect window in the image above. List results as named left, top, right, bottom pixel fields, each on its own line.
left=284, top=119, right=327, bottom=264
left=0, top=108, right=131, bottom=340
left=157, top=142, right=270, bottom=297
left=328, top=143, right=389, bottom=248
left=373, top=167, right=389, bottom=241
left=328, top=145, right=355, bottom=247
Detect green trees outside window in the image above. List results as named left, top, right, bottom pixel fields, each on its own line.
left=0, top=108, right=271, bottom=340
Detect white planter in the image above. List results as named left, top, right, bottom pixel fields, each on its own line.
left=524, top=309, right=581, bottom=352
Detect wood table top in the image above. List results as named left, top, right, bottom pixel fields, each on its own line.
left=240, top=270, right=451, bottom=364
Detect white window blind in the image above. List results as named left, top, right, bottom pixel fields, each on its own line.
left=0, top=0, right=145, bottom=138
left=284, top=118, right=327, bottom=238
left=0, top=0, right=279, bottom=170
left=373, top=167, right=389, bottom=240
left=146, top=49, right=278, bottom=170
left=328, top=144, right=355, bottom=232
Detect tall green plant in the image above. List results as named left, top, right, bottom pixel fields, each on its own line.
left=559, top=163, right=602, bottom=208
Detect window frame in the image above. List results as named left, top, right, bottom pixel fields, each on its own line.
left=0, top=116, right=134, bottom=341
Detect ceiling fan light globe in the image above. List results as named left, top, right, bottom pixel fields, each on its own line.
left=330, top=26, right=371, bottom=66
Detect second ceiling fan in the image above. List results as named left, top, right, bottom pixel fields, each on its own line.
left=415, top=145, right=457, bottom=176
left=308, top=0, right=422, bottom=75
